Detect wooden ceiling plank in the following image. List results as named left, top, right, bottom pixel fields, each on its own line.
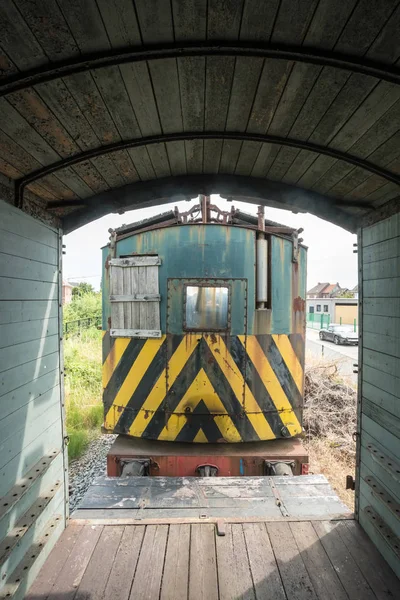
left=219, top=140, right=242, bottom=175
left=205, top=57, right=235, bottom=130
left=26, top=182, right=58, bottom=202
left=297, top=154, right=338, bottom=191
left=149, top=59, right=183, bottom=134
left=0, top=98, right=59, bottom=165
left=345, top=175, right=393, bottom=202
left=63, top=72, right=121, bottom=145
left=207, top=0, right=244, bottom=40
left=235, top=141, right=262, bottom=176
left=110, top=150, right=140, bottom=185
left=366, top=3, right=400, bottom=63
left=303, top=0, right=358, bottom=50
left=329, top=81, right=400, bottom=152
left=15, top=0, right=79, bottom=62
left=0, top=95, right=95, bottom=198
left=148, top=58, right=182, bottom=178
left=0, top=0, right=47, bottom=72
left=56, top=0, right=110, bottom=54
left=271, top=0, right=319, bottom=44
left=281, top=149, right=317, bottom=185
left=239, top=0, right=280, bottom=41
left=127, top=148, right=156, bottom=181
left=185, top=140, right=203, bottom=174
left=179, top=55, right=205, bottom=174
left=165, top=140, right=187, bottom=177
left=55, top=166, right=93, bottom=198
left=247, top=60, right=293, bottom=134
left=7, top=88, right=78, bottom=158
left=293, top=78, right=399, bottom=189
left=171, top=0, right=207, bottom=41
left=348, top=101, right=400, bottom=161
left=364, top=182, right=400, bottom=205
left=120, top=63, right=162, bottom=137
left=135, top=0, right=174, bottom=44
left=73, top=160, right=109, bottom=194
left=203, top=139, right=223, bottom=174
left=308, top=74, right=377, bottom=147
left=251, top=143, right=280, bottom=178
left=225, top=57, right=263, bottom=132
left=35, top=80, right=110, bottom=189
left=268, top=146, right=301, bottom=181
left=92, top=154, right=137, bottom=188
left=333, top=0, right=398, bottom=57
left=267, top=63, right=322, bottom=137
left=96, top=0, right=141, bottom=48
left=37, top=174, right=78, bottom=201
left=146, top=143, right=171, bottom=179
left=289, top=68, right=350, bottom=141
left=92, top=67, right=142, bottom=141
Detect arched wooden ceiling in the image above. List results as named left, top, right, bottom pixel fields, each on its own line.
left=0, top=0, right=399, bottom=232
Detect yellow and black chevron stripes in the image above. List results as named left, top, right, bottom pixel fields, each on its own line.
left=102, top=331, right=304, bottom=443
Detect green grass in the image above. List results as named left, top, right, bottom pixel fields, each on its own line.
left=64, top=328, right=103, bottom=461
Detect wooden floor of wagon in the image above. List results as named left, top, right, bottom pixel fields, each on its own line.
left=26, top=517, right=399, bottom=600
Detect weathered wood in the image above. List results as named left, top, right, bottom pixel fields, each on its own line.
left=363, top=236, right=400, bottom=264
left=25, top=523, right=83, bottom=600
left=290, top=521, right=348, bottom=600
left=160, top=524, right=190, bottom=599
left=363, top=347, right=399, bottom=377
left=362, top=414, right=399, bottom=461
left=189, top=523, right=218, bottom=600
left=267, top=521, right=319, bottom=600
left=0, top=369, right=58, bottom=422
left=74, top=526, right=124, bottom=600
left=0, top=317, right=58, bottom=349
left=129, top=525, right=168, bottom=599
left=46, top=525, right=103, bottom=600
left=103, top=526, right=145, bottom=600
left=216, top=523, right=255, bottom=600
left=312, top=521, right=376, bottom=600
left=243, top=522, right=286, bottom=600
left=363, top=369, right=400, bottom=414
left=339, top=519, right=400, bottom=599
left=363, top=331, right=400, bottom=359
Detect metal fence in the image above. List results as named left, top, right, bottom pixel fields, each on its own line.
left=306, top=312, right=357, bottom=331
left=306, top=312, right=331, bottom=330
left=63, top=315, right=102, bottom=337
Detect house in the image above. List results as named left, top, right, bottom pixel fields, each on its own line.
left=352, top=285, right=359, bottom=299
left=307, top=282, right=342, bottom=298
left=307, top=297, right=358, bottom=325
left=62, top=280, right=73, bottom=304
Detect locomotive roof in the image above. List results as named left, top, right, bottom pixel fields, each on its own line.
left=111, top=203, right=302, bottom=243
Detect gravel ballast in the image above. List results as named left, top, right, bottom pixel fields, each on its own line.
left=68, top=434, right=116, bottom=513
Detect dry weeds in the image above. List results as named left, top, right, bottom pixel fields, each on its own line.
left=303, top=357, right=357, bottom=509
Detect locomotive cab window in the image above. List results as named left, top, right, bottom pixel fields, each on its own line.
left=184, top=285, right=229, bottom=331
left=109, top=255, right=161, bottom=338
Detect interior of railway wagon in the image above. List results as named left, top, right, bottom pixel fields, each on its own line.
left=0, top=0, right=399, bottom=598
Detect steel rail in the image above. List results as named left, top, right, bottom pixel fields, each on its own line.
left=1, top=42, right=400, bottom=97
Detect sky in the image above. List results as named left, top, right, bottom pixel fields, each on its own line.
left=63, top=195, right=358, bottom=291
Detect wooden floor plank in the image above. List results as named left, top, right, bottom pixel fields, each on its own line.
left=130, top=525, right=168, bottom=599
left=103, top=526, right=145, bottom=600
left=267, top=522, right=319, bottom=600
left=25, top=523, right=84, bottom=600
left=312, top=521, right=376, bottom=600
left=243, top=522, right=287, bottom=600
left=189, top=524, right=218, bottom=600
left=216, top=523, right=255, bottom=600
left=160, top=524, right=190, bottom=600
left=290, top=521, right=348, bottom=600
left=338, top=520, right=400, bottom=600
left=46, top=525, right=103, bottom=600
left=74, top=525, right=124, bottom=600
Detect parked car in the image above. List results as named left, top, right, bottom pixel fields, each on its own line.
left=319, top=324, right=358, bottom=345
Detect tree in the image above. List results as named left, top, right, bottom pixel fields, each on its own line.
left=72, top=282, right=95, bottom=297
